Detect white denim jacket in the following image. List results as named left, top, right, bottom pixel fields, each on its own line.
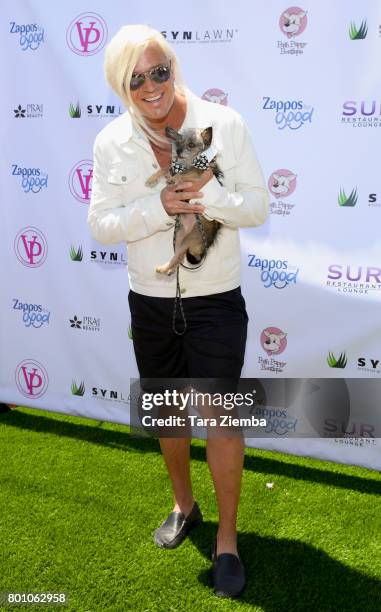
left=87, top=91, right=269, bottom=297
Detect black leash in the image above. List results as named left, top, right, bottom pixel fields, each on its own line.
left=172, top=213, right=209, bottom=336
left=170, top=151, right=215, bottom=336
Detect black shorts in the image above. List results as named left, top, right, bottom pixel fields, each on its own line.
left=128, top=287, right=248, bottom=393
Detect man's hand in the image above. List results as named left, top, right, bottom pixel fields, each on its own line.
left=160, top=181, right=205, bottom=215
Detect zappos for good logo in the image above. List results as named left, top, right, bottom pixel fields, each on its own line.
left=268, top=169, right=297, bottom=216
left=327, top=264, right=381, bottom=295
left=15, top=359, right=49, bottom=398
left=66, top=13, right=107, bottom=56
left=341, top=100, right=381, bottom=128
left=69, top=160, right=93, bottom=203
left=262, top=97, right=313, bottom=130
left=14, top=227, right=48, bottom=268
left=12, top=298, right=51, bottom=329
left=248, top=255, right=299, bottom=289
left=12, top=164, right=48, bottom=194
left=202, top=89, right=228, bottom=105
left=9, top=21, right=45, bottom=51
left=261, top=327, right=287, bottom=356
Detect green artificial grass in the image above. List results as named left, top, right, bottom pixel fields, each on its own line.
left=0, top=407, right=380, bottom=612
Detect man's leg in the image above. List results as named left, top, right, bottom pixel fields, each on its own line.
left=159, top=437, right=195, bottom=516
left=206, top=436, right=244, bottom=556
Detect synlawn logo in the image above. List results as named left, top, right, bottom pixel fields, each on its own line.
left=349, top=20, right=368, bottom=40
left=70, top=245, right=83, bottom=261
left=338, top=187, right=358, bottom=207
left=69, top=102, right=81, bottom=118
left=71, top=380, right=85, bottom=396
left=327, top=352, right=347, bottom=368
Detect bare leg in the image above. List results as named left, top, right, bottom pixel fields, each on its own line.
left=206, top=436, right=244, bottom=556
left=159, top=437, right=195, bottom=516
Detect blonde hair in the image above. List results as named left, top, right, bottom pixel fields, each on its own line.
left=104, top=24, right=186, bottom=146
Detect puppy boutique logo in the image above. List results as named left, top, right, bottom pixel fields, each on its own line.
left=66, top=13, right=107, bottom=56
left=341, top=100, right=381, bottom=127
left=258, top=327, right=287, bottom=374
left=15, top=359, right=49, bottom=399
left=12, top=298, right=51, bottom=329
left=14, top=104, right=43, bottom=119
left=14, top=227, right=48, bottom=268
left=69, top=160, right=93, bottom=203
left=202, top=89, right=228, bottom=105
left=69, top=101, right=123, bottom=118
left=268, top=169, right=297, bottom=216
left=261, top=327, right=287, bottom=356
left=326, top=264, right=381, bottom=295
left=338, top=187, right=358, bottom=207
left=248, top=255, right=299, bottom=289
left=69, top=314, right=101, bottom=332
left=327, top=352, right=347, bottom=369
left=9, top=21, right=45, bottom=51
left=262, top=97, right=313, bottom=130
left=277, top=7, right=307, bottom=55
left=161, top=28, right=237, bottom=44
left=349, top=20, right=368, bottom=40
left=12, top=164, right=48, bottom=194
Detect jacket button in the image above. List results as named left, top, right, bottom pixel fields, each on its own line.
left=121, top=176, right=127, bottom=182
left=166, top=222, right=173, bottom=226
left=181, top=288, right=186, bottom=294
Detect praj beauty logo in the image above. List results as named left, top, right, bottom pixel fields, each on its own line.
left=14, top=227, right=48, bottom=268
left=69, top=160, right=93, bottom=203
left=15, top=359, right=49, bottom=399
left=66, top=13, right=107, bottom=56
left=268, top=169, right=297, bottom=216
left=277, top=7, right=308, bottom=55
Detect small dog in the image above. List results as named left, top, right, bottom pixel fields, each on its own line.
left=145, top=126, right=223, bottom=275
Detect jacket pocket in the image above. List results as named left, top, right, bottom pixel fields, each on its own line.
left=107, top=162, right=139, bottom=185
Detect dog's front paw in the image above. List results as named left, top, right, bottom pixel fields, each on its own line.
left=145, top=176, right=158, bottom=188
left=156, top=264, right=175, bottom=275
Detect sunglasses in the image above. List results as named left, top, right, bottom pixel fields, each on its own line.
left=130, top=63, right=171, bottom=91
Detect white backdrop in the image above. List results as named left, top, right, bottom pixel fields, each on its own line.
left=1, top=0, right=380, bottom=469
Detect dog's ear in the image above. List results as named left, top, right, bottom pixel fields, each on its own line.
left=165, top=126, right=182, bottom=142
left=201, top=127, right=213, bottom=148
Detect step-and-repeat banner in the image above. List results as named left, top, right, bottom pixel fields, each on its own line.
left=1, top=1, right=380, bottom=470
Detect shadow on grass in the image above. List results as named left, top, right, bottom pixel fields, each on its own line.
left=189, top=521, right=381, bottom=611
left=1, top=409, right=380, bottom=497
